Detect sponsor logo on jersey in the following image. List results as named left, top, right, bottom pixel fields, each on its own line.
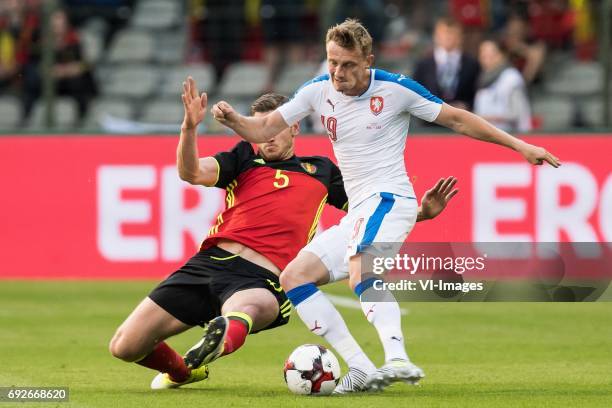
left=370, top=96, right=384, bottom=116
left=326, top=99, right=337, bottom=112
left=301, top=162, right=317, bottom=174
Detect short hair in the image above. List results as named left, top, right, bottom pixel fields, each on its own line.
left=250, top=93, right=289, bottom=115
left=482, top=38, right=509, bottom=57
left=435, top=16, right=462, bottom=29
left=326, top=18, right=372, bottom=57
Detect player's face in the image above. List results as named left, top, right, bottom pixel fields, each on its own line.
left=253, top=111, right=298, bottom=161
left=326, top=41, right=374, bottom=96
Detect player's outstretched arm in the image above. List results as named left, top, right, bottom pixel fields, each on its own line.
left=434, top=103, right=561, bottom=168
left=417, top=176, right=459, bottom=222
left=177, top=76, right=219, bottom=186
left=211, top=101, right=289, bottom=143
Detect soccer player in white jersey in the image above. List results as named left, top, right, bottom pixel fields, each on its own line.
left=210, top=19, right=561, bottom=393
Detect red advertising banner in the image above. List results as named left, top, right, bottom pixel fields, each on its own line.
left=0, top=135, right=610, bottom=279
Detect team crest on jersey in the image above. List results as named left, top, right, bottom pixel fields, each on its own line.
left=370, top=96, right=384, bottom=116
left=301, top=162, right=317, bottom=174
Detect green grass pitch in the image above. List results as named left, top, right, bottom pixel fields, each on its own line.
left=1, top=280, right=611, bottom=407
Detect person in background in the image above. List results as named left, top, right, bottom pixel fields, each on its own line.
left=413, top=17, right=480, bottom=111
left=261, top=0, right=307, bottom=92
left=21, top=8, right=98, bottom=127
left=473, top=39, right=532, bottom=133
left=502, top=15, right=546, bottom=85
left=0, top=0, right=21, bottom=93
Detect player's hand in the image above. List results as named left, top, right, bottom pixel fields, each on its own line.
left=420, top=177, right=459, bottom=220
left=519, top=143, right=561, bottom=167
left=181, top=76, right=207, bottom=129
left=211, top=101, right=239, bottom=127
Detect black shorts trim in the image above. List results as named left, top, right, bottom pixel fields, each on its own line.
left=148, top=246, right=290, bottom=332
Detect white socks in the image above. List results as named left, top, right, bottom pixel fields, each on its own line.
left=356, top=279, right=409, bottom=363
left=287, top=283, right=376, bottom=373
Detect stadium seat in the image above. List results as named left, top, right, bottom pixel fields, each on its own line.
left=103, top=65, right=160, bottom=99
left=140, top=100, right=183, bottom=124
left=107, top=30, right=155, bottom=64
left=531, top=97, right=573, bottom=130
left=26, top=98, right=78, bottom=130
left=161, top=64, right=215, bottom=97
left=275, top=63, right=317, bottom=95
left=161, top=64, right=216, bottom=97
left=0, top=97, right=21, bottom=129
left=217, top=63, right=269, bottom=98
left=154, top=32, right=186, bottom=65
left=545, top=62, right=603, bottom=96
left=83, top=98, right=136, bottom=129
left=78, top=29, right=105, bottom=64
left=580, top=99, right=604, bottom=128
left=131, top=0, right=181, bottom=30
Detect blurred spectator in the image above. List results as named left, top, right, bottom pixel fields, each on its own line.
left=63, top=0, right=135, bottom=45
left=320, top=0, right=385, bottom=47
left=503, top=15, right=546, bottom=84
left=261, top=0, right=307, bottom=92
left=474, top=39, right=532, bottom=133
left=413, top=17, right=480, bottom=111
left=525, top=0, right=574, bottom=49
left=21, top=8, right=98, bottom=126
left=0, top=0, right=21, bottom=93
left=450, top=0, right=489, bottom=56
left=199, top=0, right=245, bottom=80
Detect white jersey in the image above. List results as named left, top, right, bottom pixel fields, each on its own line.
left=277, top=68, right=443, bottom=207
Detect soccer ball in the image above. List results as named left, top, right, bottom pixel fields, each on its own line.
left=283, top=344, right=341, bottom=395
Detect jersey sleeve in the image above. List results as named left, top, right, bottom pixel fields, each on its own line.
left=277, top=75, right=327, bottom=125
left=213, top=141, right=254, bottom=188
left=384, top=72, right=443, bottom=122
left=326, top=161, right=349, bottom=211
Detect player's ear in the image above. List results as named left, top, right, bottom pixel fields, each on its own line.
left=291, top=121, right=300, bottom=137
left=366, top=54, right=374, bottom=67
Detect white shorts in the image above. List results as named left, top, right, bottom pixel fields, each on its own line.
left=302, top=192, right=418, bottom=282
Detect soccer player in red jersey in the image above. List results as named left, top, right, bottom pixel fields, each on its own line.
left=108, top=77, right=458, bottom=389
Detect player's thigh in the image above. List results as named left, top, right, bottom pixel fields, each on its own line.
left=110, top=297, right=191, bottom=360
left=347, top=195, right=418, bottom=284
left=283, top=223, right=351, bottom=289
left=221, top=288, right=279, bottom=332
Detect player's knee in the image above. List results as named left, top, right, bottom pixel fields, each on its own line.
left=236, top=300, right=277, bottom=327
left=109, top=331, right=142, bottom=362
left=280, top=263, right=309, bottom=291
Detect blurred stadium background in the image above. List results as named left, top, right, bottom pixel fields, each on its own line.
left=0, top=0, right=610, bottom=133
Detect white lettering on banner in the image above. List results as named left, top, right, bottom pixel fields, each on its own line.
left=600, top=175, right=612, bottom=242
left=98, top=165, right=157, bottom=261
left=536, top=163, right=598, bottom=242
left=473, top=162, right=611, bottom=246
left=97, top=165, right=224, bottom=262
left=473, top=163, right=532, bottom=242
left=161, top=167, right=223, bottom=261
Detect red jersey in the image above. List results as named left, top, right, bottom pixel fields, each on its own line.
left=201, top=141, right=348, bottom=270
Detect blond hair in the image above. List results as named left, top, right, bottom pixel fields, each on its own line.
left=326, top=18, right=372, bottom=57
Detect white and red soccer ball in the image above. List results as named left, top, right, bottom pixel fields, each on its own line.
left=283, top=344, right=341, bottom=395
